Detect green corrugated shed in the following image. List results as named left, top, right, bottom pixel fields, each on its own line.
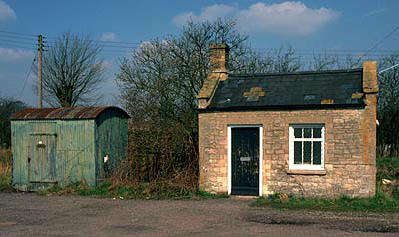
left=10, top=106, right=129, bottom=191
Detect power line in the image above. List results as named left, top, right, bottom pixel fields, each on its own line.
left=46, top=36, right=141, bottom=46
left=255, top=48, right=399, bottom=52
left=379, top=63, right=399, bottom=74
left=0, top=37, right=36, bottom=46
left=93, top=40, right=140, bottom=45
left=0, top=43, right=35, bottom=50
left=19, top=54, right=37, bottom=98
left=0, top=29, right=141, bottom=47
left=0, top=30, right=37, bottom=38
left=254, top=48, right=399, bottom=54
left=0, top=33, right=37, bottom=41
left=361, top=23, right=399, bottom=59
left=0, top=42, right=389, bottom=59
left=45, top=42, right=138, bottom=50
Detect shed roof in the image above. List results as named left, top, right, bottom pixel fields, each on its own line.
left=205, top=68, right=364, bottom=111
left=10, top=106, right=130, bottom=120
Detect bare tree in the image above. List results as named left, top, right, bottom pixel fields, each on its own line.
left=233, top=46, right=302, bottom=74
left=118, top=19, right=250, bottom=125
left=377, top=54, right=399, bottom=156
left=38, top=33, right=105, bottom=107
left=310, top=52, right=338, bottom=71
left=116, top=19, right=252, bottom=183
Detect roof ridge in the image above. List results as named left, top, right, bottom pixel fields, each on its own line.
left=228, top=68, right=362, bottom=78
left=10, top=106, right=130, bottom=120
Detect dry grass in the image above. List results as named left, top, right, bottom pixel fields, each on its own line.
left=0, top=148, right=12, bottom=191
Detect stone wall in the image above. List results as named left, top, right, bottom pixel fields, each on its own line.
left=198, top=106, right=376, bottom=197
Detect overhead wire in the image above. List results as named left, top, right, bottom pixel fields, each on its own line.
left=0, top=29, right=398, bottom=60
left=0, top=43, right=35, bottom=50
left=0, top=30, right=37, bottom=38
left=379, top=63, right=399, bottom=74
left=45, top=36, right=141, bottom=46
left=361, top=23, right=399, bottom=59
left=0, top=37, right=37, bottom=46
left=19, top=53, right=37, bottom=98
left=0, top=33, right=37, bottom=41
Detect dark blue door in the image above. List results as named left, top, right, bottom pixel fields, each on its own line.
left=231, top=127, right=259, bottom=196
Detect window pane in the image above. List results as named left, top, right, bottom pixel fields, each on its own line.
left=313, top=142, right=321, bottom=165
left=294, top=141, right=302, bottom=164
left=313, top=128, right=321, bottom=138
left=304, top=128, right=311, bottom=138
left=303, top=141, right=311, bottom=164
left=294, top=128, right=302, bottom=138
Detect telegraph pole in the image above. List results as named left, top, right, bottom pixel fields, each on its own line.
left=37, top=35, right=43, bottom=108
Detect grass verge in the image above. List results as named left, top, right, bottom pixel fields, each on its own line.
left=38, top=181, right=229, bottom=200
left=253, top=192, right=399, bottom=213
left=254, top=157, right=399, bottom=213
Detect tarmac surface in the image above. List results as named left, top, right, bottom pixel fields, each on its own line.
left=0, top=192, right=398, bottom=237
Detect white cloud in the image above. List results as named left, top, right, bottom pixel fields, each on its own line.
left=100, top=32, right=117, bottom=41
left=0, top=0, right=16, bottom=21
left=173, top=4, right=237, bottom=26
left=172, top=2, right=339, bottom=36
left=0, top=48, right=34, bottom=61
left=364, top=8, right=387, bottom=17
left=101, top=59, right=113, bottom=70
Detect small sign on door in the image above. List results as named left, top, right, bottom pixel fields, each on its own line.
left=240, top=157, right=251, bottom=162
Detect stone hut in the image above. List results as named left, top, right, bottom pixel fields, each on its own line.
left=197, top=44, right=378, bottom=197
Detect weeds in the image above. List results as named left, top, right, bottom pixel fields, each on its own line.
left=196, top=190, right=230, bottom=199
left=377, top=157, right=399, bottom=198
left=0, top=148, right=12, bottom=191
left=254, top=157, right=399, bottom=212
left=377, top=157, right=399, bottom=181
left=254, top=192, right=399, bottom=213
left=39, top=181, right=229, bottom=200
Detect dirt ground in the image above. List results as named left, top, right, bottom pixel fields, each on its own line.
left=0, top=192, right=399, bottom=237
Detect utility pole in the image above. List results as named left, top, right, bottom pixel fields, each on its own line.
left=37, top=35, right=43, bottom=108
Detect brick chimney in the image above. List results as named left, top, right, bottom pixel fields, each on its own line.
left=362, top=61, right=378, bottom=93
left=210, top=43, right=229, bottom=74
left=197, top=43, right=230, bottom=109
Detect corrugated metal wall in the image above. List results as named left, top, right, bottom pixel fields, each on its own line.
left=12, top=119, right=96, bottom=190
left=11, top=108, right=128, bottom=190
left=95, top=110, right=128, bottom=183
left=56, top=120, right=96, bottom=186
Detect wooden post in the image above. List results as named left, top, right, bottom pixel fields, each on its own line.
left=38, top=35, right=43, bottom=108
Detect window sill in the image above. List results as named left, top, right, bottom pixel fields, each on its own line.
left=287, top=169, right=326, bottom=175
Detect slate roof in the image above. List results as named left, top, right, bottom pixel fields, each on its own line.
left=10, top=106, right=130, bottom=120
left=205, top=68, right=364, bottom=111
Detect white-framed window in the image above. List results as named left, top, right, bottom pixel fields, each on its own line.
left=289, top=124, right=325, bottom=170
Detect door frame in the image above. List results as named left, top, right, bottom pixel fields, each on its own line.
left=227, top=125, right=263, bottom=196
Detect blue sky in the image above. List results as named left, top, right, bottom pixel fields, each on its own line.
left=0, top=0, right=398, bottom=107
